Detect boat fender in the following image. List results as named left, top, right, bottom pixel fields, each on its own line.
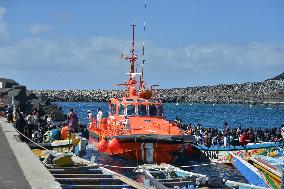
left=108, top=138, right=121, bottom=152
left=96, top=139, right=108, bottom=152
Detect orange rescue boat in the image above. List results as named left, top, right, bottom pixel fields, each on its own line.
left=88, top=25, right=195, bottom=164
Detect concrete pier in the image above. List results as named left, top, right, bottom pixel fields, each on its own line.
left=0, top=118, right=61, bottom=189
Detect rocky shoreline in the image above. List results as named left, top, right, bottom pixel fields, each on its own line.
left=0, top=78, right=64, bottom=121
left=32, top=79, right=284, bottom=105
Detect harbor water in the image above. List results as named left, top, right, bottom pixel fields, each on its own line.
left=54, top=102, right=284, bottom=183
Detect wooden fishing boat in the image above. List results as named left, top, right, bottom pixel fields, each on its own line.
left=229, top=149, right=284, bottom=189
left=196, top=141, right=283, bottom=152
left=30, top=136, right=88, bottom=158
left=88, top=25, right=195, bottom=164
left=230, top=152, right=269, bottom=188
left=249, top=155, right=284, bottom=189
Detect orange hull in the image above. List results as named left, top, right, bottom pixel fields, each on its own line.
left=89, top=133, right=191, bottom=164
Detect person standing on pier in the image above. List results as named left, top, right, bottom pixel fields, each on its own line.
left=15, top=111, right=25, bottom=140
left=67, top=108, right=79, bottom=132
left=26, top=112, right=34, bottom=139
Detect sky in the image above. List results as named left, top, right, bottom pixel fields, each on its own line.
left=0, top=0, right=284, bottom=89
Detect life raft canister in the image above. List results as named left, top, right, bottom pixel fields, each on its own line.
left=96, top=139, right=108, bottom=152
left=108, top=138, right=121, bottom=153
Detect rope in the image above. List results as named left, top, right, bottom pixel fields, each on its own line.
left=93, top=162, right=216, bottom=169
left=179, top=162, right=216, bottom=168
left=13, top=126, right=48, bottom=150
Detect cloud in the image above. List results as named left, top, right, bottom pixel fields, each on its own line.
left=28, top=24, right=50, bottom=35
left=0, top=35, right=283, bottom=89
left=0, top=6, right=8, bottom=40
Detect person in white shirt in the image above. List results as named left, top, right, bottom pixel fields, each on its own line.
left=96, top=108, right=103, bottom=127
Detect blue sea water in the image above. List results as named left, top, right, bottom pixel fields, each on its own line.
left=55, top=102, right=284, bottom=129
left=53, top=102, right=284, bottom=183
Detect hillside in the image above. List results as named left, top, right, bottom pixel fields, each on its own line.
left=269, top=72, right=284, bottom=80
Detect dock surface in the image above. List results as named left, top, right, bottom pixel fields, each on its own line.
left=0, top=118, right=60, bottom=189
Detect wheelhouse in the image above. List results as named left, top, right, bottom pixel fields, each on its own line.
left=109, top=97, right=163, bottom=117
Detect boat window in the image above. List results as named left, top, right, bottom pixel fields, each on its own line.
left=149, top=104, right=157, bottom=116
left=126, top=98, right=135, bottom=102
left=138, top=105, right=147, bottom=116
left=118, top=104, right=124, bottom=115
left=126, top=105, right=136, bottom=116
left=158, top=105, right=163, bottom=116
left=111, top=104, right=116, bottom=115
left=137, top=99, right=146, bottom=103
left=118, top=98, right=123, bottom=102
left=148, top=99, right=156, bottom=103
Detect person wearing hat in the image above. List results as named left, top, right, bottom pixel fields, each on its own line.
left=87, top=110, right=93, bottom=125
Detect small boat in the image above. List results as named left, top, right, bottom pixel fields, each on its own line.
left=30, top=136, right=88, bottom=158
left=135, top=163, right=267, bottom=189
left=230, top=152, right=269, bottom=188
left=250, top=155, right=284, bottom=189
left=229, top=149, right=284, bottom=189
left=196, top=141, right=283, bottom=151
left=88, top=25, right=195, bottom=164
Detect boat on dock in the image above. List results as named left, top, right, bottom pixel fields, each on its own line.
left=88, top=25, right=195, bottom=164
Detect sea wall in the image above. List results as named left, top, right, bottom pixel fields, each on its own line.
left=32, top=80, right=284, bottom=105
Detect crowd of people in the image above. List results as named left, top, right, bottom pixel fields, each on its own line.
left=7, top=104, right=284, bottom=148
left=13, top=107, right=88, bottom=144
left=178, top=121, right=284, bottom=148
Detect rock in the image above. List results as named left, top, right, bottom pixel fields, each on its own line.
left=0, top=77, right=65, bottom=120
left=42, top=104, right=65, bottom=121
left=0, top=78, right=19, bottom=88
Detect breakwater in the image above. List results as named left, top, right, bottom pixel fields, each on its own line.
left=33, top=79, right=284, bottom=105
left=0, top=78, right=64, bottom=121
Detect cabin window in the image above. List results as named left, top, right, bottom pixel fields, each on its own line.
left=111, top=104, right=116, bottom=115
left=118, top=104, right=124, bottom=115
left=137, top=99, right=146, bottom=103
left=126, top=105, right=136, bottom=116
left=149, top=104, right=157, bottom=116
left=126, top=98, right=135, bottom=102
left=138, top=105, right=147, bottom=116
left=158, top=105, right=163, bottom=116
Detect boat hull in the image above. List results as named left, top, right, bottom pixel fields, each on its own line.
left=230, top=153, right=269, bottom=188
left=89, top=131, right=192, bottom=164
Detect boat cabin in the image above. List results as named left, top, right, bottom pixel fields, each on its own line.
left=109, top=97, right=163, bottom=117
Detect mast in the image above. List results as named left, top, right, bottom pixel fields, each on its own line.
left=124, top=24, right=138, bottom=97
